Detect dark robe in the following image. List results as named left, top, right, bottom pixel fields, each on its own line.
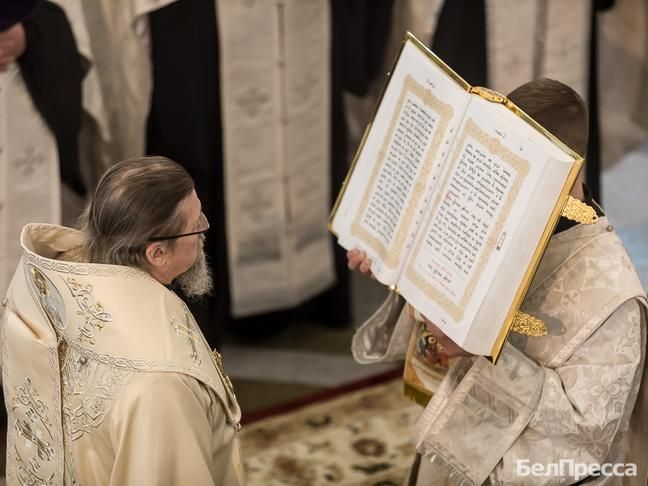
left=146, top=0, right=394, bottom=346
left=0, top=0, right=84, bottom=470
left=308, top=0, right=394, bottom=327
left=586, top=0, right=617, bottom=204
left=429, top=0, right=487, bottom=87
left=16, top=0, right=86, bottom=196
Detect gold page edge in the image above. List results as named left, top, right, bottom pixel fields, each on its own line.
left=489, top=157, right=585, bottom=363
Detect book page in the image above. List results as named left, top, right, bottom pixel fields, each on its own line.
left=350, top=75, right=454, bottom=268
left=398, top=96, right=548, bottom=346
left=332, top=39, right=470, bottom=285
left=463, top=153, right=574, bottom=355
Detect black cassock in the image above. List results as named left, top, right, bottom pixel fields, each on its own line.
left=146, top=0, right=393, bottom=346
left=12, top=0, right=85, bottom=196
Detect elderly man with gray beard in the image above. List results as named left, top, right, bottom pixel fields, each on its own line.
left=0, top=156, right=244, bottom=485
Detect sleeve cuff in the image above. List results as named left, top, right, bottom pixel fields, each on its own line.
left=414, top=343, right=545, bottom=484
left=351, top=291, right=412, bottom=364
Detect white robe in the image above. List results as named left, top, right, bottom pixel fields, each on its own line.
left=352, top=218, right=648, bottom=485
left=0, top=65, right=60, bottom=300
left=1, top=224, right=244, bottom=485
left=0, top=0, right=111, bottom=298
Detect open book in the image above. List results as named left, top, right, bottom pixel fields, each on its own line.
left=330, top=33, right=587, bottom=360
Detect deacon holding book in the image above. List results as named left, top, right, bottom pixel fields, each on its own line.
left=1, top=157, right=244, bottom=485
left=343, top=73, right=647, bottom=485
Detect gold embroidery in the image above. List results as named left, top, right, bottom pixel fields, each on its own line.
left=561, top=195, right=599, bottom=225
left=176, top=300, right=241, bottom=428
left=171, top=311, right=202, bottom=366
left=61, top=347, right=135, bottom=440
left=9, top=378, right=57, bottom=485
left=15, top=419, right=55, bottom=461
left=28, top=266, right=67, bottom=332
left=13, top=444, right=55, bottom=485
left=212, top=350, right=238, bottom=402
left=23, top=248, right=155, bottom=281
left=13, top=378, right=48, bottom=421
left=469, top=86, right=507, bottom=104
left=511, top=311, right=548, bottom=337
left=64, top=339, right=241, bottom=429
left=13, top=380, right=55, bottom=464
left=64, top=278, right=113, bottom=344
left=57, top=342, right=81, bottom=486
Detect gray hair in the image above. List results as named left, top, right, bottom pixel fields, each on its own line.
left=79, top=156, right=194, bottom=268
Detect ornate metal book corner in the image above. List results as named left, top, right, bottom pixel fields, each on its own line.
left=511, top=311, right=548, bottom=337
left=469, top=86, right=507, bottom=104
left=561, top=195, right=599, bottom=224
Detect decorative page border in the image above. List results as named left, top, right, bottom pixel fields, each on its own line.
left=351, top=74, right=454, bottom=269
left=404, top=118, right=530, bottom=322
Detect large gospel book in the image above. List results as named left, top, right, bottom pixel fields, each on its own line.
left=330, top=33, right=590, bottom=360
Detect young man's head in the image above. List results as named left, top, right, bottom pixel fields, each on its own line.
left=507, top=79, right=588, bottom=198
left=79, top=156, right=212, bottom=298
left=507, top=78, right=588, bottom=155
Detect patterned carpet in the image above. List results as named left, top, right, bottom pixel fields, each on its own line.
left=239, top=378, right=421, bottom=486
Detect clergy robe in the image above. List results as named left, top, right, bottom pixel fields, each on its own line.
left=0, top=0, right=81, bottom=301
left=0, top=0, right=111, bottom=298
left=146, top=0, right=394, bottom=342
left=1, top=224, right=243, bottom=485
left=352, top=218, right=648, bottom=485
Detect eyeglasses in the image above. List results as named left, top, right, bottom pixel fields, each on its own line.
left=149, top=212, right=210, bottom=242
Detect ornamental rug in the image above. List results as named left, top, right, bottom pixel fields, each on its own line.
left=239, top=377, right=421, bottom=485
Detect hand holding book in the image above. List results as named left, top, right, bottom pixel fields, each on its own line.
left=346, top=248, right=374, bottom=277
left=347, top=248, right=472, bottom=363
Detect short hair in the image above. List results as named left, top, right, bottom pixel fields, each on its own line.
left=79, top=156, right=194, bottom=268
left=507, top=78, right=589, bottom=156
